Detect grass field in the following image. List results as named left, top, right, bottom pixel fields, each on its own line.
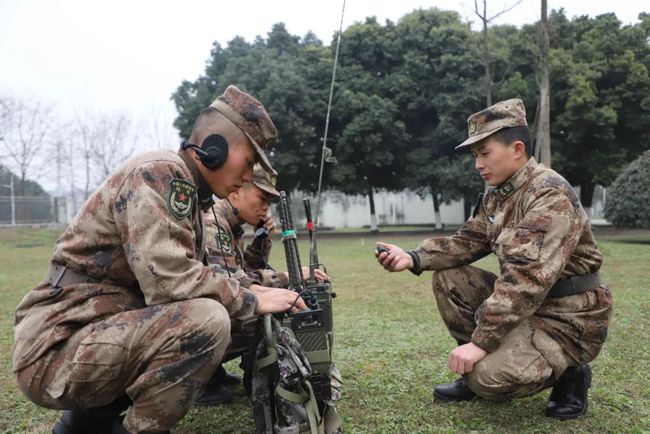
left=1, top=228, right=649, bottom=433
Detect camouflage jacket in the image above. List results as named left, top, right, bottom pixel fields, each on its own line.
left=13, top=150, right=257, bottom=372
left=203, top=200, right=289, bottom=288
left=412, top=158, right=612, bottom=361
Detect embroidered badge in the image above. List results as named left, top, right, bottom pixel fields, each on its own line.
left=167, top=179, right=196, bottom=220
left=468, top=119, right=477, bottom=135
left=216, top=232, right=233, bottom=253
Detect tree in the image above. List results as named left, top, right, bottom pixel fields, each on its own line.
left=0, top=96, right=57, bottom=195
left=473, top=0, right=522, bottom=106
left=91, top=113, right=139, bottom=182
left=535, top=0, right=551, bottom=167
left=604, top=150, right=650, bottom=228
left=550, top=12, right=650, bottom=210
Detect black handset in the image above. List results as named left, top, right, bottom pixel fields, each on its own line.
left=375, top=245, right=389, bottom=255
left=255, top=219, right=269, bottom=239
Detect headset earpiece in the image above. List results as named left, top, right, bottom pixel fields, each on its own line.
left=199, top=134, right=229, bottom=170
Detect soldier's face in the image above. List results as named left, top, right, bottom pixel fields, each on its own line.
left=471, top=137, right=522, bottom=186
left=231, top=184, right=271, bottom=225
left=200, top=128, right=256, bottom=198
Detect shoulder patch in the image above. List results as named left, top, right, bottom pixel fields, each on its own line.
left=216, top=232, right=233, bottom=253
left=168, top=178, right=196, bottom=220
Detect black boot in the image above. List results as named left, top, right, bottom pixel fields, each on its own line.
left=214, top=364, right=241, bottom=386
left=433, top=377, right=477, bottom=402
left=194, top=365, right=238, bottom=406
left=545, top=364, right=592, bottom=420
left=52, top=395, right=131, bottom=434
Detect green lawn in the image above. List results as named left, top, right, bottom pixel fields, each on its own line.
left=1, top=228, right=649, bottom=433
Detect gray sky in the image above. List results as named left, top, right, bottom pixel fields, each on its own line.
left=1, top=0, right=647, bottom=134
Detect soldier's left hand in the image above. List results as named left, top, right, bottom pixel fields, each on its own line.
left=300, top=266, right=330, bottom=282
left=448, top=342, right=487, bottom=374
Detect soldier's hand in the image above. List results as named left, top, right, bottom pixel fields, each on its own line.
left=300, top=266, right=330, bottom=282
left=375, top=242, right=413, bottom=272
left=250, top=285, right=307, bottom=314
left=448, top=342, right=487, bottom=374
left=261, top=213, right=277, bottom=235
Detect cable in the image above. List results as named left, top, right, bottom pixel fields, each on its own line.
left=211, top=205, right=231, bottom=278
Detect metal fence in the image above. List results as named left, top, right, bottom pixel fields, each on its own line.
left=0, top=196, right=67, bottom=225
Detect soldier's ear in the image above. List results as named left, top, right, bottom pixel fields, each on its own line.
left=512, top=140, right=526, bottom=160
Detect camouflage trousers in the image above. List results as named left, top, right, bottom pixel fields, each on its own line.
left=15, top=298, right=231, bottom=433
left=432, top=265, right=572, bottom=402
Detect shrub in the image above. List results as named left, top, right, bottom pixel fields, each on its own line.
left=604, top=150, right=650, bottom=228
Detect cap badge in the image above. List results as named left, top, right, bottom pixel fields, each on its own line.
left=468, top=119, right=477, bottom=135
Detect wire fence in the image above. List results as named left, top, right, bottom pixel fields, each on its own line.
left=0, top=196, right=67, bottom=225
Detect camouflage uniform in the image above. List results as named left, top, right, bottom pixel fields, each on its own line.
left=12, top=85, right=278, bottom=433
left=204, top=185, right=288, bottom=362
left=204, top=199, right=289, bottom=289
left=410, top=99, right=613, bottom=401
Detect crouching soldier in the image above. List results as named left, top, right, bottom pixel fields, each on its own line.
left=12, top=85, right=306, bottom=434
left=195, top=164, right=329, bottom=405
left=376, top=99, right=613, bottom=420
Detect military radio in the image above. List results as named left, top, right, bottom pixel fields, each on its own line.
left=277, top=191, right=335, bottom=402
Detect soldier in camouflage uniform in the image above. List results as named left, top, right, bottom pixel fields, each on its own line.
left=12, top=85, right=307, bottom=434
left=376, top=99, right=613, bottom=420
left=196, top=164, right=329, bottom=405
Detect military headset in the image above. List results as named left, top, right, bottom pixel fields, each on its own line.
left=181, top=133, right=229, bottom=170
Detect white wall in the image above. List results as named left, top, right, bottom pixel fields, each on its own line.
left=291, top=189, right=466, bottom=229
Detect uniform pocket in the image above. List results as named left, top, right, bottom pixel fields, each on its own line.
left=531, top=328, right=570, bottom=379
left=495, top=226, right=546, bottom=263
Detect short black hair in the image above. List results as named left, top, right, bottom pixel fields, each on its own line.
left=491, top=126, right=532, bottom=158
left=191, top=107, right=220, bottom=134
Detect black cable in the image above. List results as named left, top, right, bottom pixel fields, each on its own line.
left=211, top=205, right=231, bottom=279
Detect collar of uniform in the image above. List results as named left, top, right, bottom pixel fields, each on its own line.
left=215, top=199, right=240, bottom=230
left=178, top=150, right=214, bottom=210
left=493, top=157, right=537, bottom=200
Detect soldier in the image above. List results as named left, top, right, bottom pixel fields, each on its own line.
left=375, top=99, right=613, bottom=420
left=195, top=164, right=328, bottom=405
left=12, top=85, right=306, bottom=434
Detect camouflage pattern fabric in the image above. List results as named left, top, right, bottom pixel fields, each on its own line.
left=251, top=315, right=342, bottom=434
left=413, top=158, right=613, bottom=380
left=204, top=199, right=290, bottom=288
left=13, top=149, right=258, bottom=431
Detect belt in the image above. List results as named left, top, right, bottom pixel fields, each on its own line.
left=546, top=272, right=601, bottom=299
left=44, top=263, right=99, bottom=296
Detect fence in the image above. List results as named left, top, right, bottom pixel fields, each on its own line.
left=0, top=196, right=67, bottom=225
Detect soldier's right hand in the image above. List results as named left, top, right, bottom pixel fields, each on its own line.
left=375, top=242, right=414, bottom=272
left=250, top=284, right=307, bottom=314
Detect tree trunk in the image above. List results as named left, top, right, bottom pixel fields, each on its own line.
left=368, top=187, right=378, bottom=233
left=482, top=0, right=492, bottom=107
left=84, top=151, right=90, bottom=200
left=432, top=189, right=443, bottom=230
left=536, top=0, right=552, bottom=167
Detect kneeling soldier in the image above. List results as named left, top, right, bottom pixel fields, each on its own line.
left=196, top=165, right=328, bottom=405
left=376, top=99, right=612, bottom=420
left=12, top=85, right=306, bottom=434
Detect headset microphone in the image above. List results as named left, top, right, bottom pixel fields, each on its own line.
left=181, top=141, right=208, bottom=158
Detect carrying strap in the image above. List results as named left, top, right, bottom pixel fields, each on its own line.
left=547, top=272, right=601, bottom=299
left=275, top=381, right=324, bottom=434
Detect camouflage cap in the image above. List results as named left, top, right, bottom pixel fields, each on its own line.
left=251, top=163, right=280, bottom=197
left=455, top=98, right=528, bottom=150
left=209, top=85, right=278, bottom=173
